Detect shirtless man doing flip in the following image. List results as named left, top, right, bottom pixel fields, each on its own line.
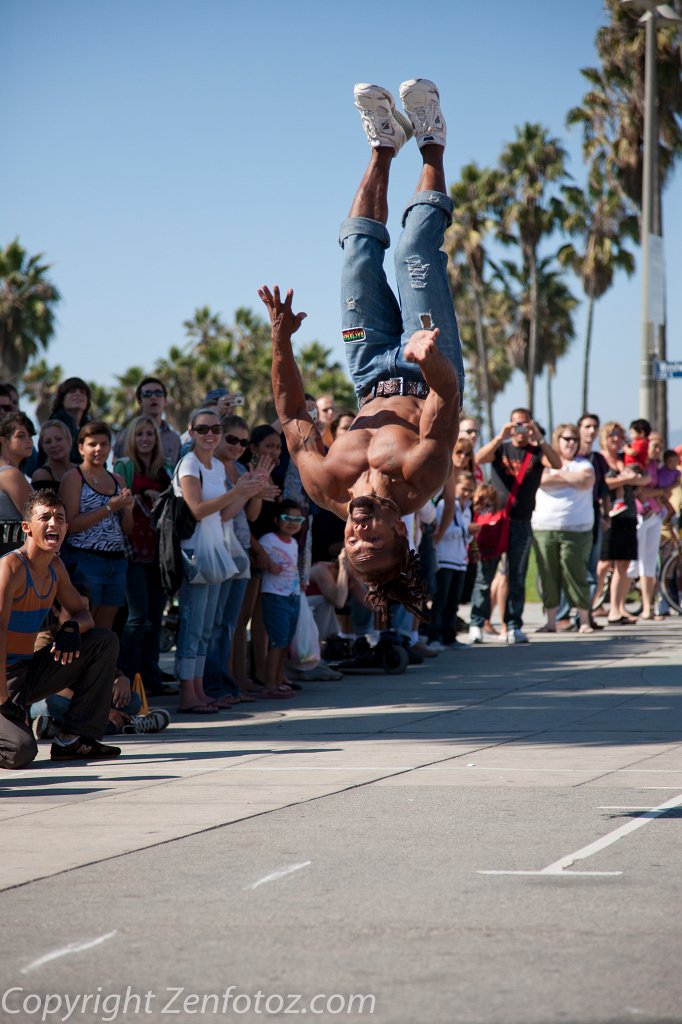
left=259, top=79, right=463, bottom=619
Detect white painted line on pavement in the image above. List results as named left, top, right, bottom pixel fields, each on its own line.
left=479, top=792, right=682, bottom=877
left=21, top=930, right=117, bottom=974
left=244, top=861, right=311, bottom=891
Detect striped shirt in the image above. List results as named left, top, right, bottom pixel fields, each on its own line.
left=67, top=469, right=125, bottom=553
left=4, top=552, right=57, bottom=666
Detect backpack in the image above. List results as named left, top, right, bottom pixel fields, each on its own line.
left=150, top=464, right=201, bottom=595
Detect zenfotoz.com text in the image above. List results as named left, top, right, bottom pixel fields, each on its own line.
left=2, top=986, right=376, bottom=1020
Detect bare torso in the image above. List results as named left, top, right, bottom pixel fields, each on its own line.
left=298, top=394, right=453, bottom=517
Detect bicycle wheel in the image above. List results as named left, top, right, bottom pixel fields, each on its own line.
left=624, top=579, right=643, bottom=617
left=660, top=551, right=682, bottom=613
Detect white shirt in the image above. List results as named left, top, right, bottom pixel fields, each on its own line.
left=260, top=533, right=301, bottom=596
left=174, top=452, right=226, bottom=549
left=531, top=459, right=595, bottom=532
left=435, top=498, right=471, bottom=570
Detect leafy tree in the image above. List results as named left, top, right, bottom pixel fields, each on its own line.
left=0, top=239, right=60, bottom=383
left=494, top=124, right=570, bottom=410
left=108, top=365, right=146, bottom=430
left=558, top=176, right=637, bottom=412
left=21, top=358, right=63, bottom=424
left=296, top=340, right=356, bottom=411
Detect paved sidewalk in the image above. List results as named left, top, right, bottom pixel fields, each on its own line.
left=2, top=606, right=681, bottom=890
left=1, top=605, right=681, bottom=1023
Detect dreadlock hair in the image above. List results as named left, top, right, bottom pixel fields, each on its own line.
left=357, top=534, right=430, bottom=628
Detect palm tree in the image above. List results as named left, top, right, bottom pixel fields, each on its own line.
left=558, top=177, right=637, bottom=413
left=495, top=124, right=570, bottom=410
left=109, top=365, right=146, bottom=429
left=445, top=163, right=502, bottom=437
left=494, top=255, right=578, bottom=429
left=21, top=358, right=62, bottom=424
left=297, top=340, right=356, bottom=410
left=0, top=239, right=60, bottom=383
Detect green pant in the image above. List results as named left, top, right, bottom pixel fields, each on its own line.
left=533, top=529, right=592, bottom=610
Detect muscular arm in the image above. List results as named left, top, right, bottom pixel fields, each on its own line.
left=258, top=285, right=348, bottom=513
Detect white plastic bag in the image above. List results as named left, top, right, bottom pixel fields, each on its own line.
left=185, top=514, right=237, bottom=585
left=223, top=519, right=251, bottom=580
left=289, top=593, right=321, bottom=669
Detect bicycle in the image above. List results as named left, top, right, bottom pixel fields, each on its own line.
left=658, top=522, right=682, bottom=614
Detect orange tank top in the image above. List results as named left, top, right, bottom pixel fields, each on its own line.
left=4, top=552, right=57, bottom=666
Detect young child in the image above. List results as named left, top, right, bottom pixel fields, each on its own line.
left=427, top=473, right=477, bottom=650
left=259, top=499, right=305, bottom=698
left=610, top=418, right=651, bottom=517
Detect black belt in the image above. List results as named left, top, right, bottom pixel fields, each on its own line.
left=359, top=377, right=430, bottom=408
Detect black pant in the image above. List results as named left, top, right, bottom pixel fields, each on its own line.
left=1, top=628, right=118, bottom=769
left=428, top=568, right=465, bottom=645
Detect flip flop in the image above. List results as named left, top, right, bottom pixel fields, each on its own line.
left=259, top=686, right=294, bottom=699
left=535, top=624, right=556, bottom=633
left=238, top=691, right=257, bottom=703
left=176, top=704, right=219, bottom=715
left=578, top=624, right=594, bottom=634
left=208, top=697, right=237, bottom=709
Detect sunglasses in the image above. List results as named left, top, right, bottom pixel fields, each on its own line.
left=140, top=389, right=165, bottom=398
left=560, top=436, right=578, bottom=443
left=193, top=424, right=222, bottom=435
left=0, top=405, right=13, bottom=413
left=279, top=514, right=305, bottom=523
left=224, top=434, right=248, bottom=447
left=454, top=449, right=469, bottom=456
left=463, top=428, right=478, bottom=435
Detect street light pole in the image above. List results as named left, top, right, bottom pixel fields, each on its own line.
left=621, top=0, right=682, bottom=433
left=640, top=8, right=657, bottom=425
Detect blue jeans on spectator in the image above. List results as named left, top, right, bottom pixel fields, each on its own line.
left=204, top=576, right=249, bottom=699
left=119, top=561, right=165, bottom=691
left=470, top=557, right=499, bottom=627
left=175, top=573, right=222, bottom=681
left=339, top=191, right=464, bottom=401
left=470, top=521, right=533, bottom=630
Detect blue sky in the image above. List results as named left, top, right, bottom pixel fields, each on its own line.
left=3, top=0, right=680, bottom=439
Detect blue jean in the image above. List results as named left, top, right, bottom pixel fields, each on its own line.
left=204, top=576, right=249, bottom=699
left=175, top=574, right=222, bottom=680
left=470, top=520, right=533, bottom=630
left=339, top=192, right=464, bottom=401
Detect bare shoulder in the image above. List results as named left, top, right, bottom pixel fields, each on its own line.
left=0, top=551, right=25, bottom=597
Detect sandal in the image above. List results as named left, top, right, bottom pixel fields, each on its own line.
left=535, top=624, right=556, bottom=633
left=260, top=685, right=294, bottom=699
left=578, top=624, right=594, bottom=634
left=238, top=690, right=257, bottom=702
left=209, top=696, right=238, bottom=709
left=176, top=704, right=219, bottom=715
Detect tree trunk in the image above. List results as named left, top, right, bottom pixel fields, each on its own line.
left=581, top=296, right=595, bottom=415
left=526, top=250, right=539, bottom=411
left=546, top=365, right=554, bottom=436
left=471, top=282, right=495, bottom=441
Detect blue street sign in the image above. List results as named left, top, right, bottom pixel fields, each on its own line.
left=654, top=360, right=682, bottom=381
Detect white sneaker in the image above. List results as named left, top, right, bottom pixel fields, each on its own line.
left=399, top=79, right=446, bottom=148
left=468, top=625, right=483, bottom=644
left=354, top=83, right=413, bottom=153
left=122, top=709, right=171, bottom=734
left=506, top=628, right=529, bottom=645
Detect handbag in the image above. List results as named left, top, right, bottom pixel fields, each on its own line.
left=475, top=450, right=533, bottom=561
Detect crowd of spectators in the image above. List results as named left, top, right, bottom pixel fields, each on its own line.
left=1, top=371, right=681, bottom=762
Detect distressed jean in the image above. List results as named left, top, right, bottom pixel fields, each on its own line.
left=339, top=191, right=464, bottom=402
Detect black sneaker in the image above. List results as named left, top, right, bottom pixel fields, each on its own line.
left=32, top=714, right=60, bottom=741
left=50, top=736, right=122, bottom=761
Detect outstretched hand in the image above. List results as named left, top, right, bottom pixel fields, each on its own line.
left=258, top=285, right=307, bottom=336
